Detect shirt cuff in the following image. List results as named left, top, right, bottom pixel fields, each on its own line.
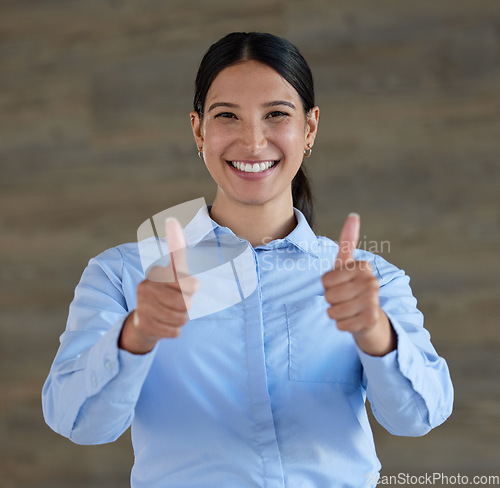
left=355, top=310, right=453, bottom=433
left=356, top=311, right=418, bottom=391
left=85, top=316, right=158, bottom=402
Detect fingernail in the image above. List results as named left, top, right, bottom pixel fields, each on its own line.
left=348, top=212, right=360, bottom=219
left=165, top=217, right=178, bottom=223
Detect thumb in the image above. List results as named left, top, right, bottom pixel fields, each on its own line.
left=165, top=217, right=189, bottom=279
left=336, top=213, right=360, bottom=267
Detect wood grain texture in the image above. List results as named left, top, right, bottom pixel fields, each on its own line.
left=1, top=1, right=499, bottom=485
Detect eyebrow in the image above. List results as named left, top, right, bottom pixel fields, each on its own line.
left=265, top=100, right=296, bottom=110
left=207, top=100, right=296, bottom=113
left=207, top=102, right=238, bottom=112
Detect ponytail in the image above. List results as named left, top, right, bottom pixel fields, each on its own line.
left=292, top=165, right=315, bottom=229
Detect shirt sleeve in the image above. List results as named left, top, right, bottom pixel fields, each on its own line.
left=357, top=254, right=454, bottom=437
left=42, top=247, right=156, bottom=445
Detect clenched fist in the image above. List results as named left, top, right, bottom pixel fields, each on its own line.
left=119, top=218, right=200, bottom=354
left=321, top=213, right=396, bottom=357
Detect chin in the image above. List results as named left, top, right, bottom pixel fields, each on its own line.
left=236, top=193, right=281, bottom=207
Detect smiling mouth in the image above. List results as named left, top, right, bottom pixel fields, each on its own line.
left=227, top=160, right=279, bottom=173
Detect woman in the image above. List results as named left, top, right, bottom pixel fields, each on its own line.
left=43, top=32, right=453, bottom=487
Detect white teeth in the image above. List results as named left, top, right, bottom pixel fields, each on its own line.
left=230, top=161, right=277, bottom=173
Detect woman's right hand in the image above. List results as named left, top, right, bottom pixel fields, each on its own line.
left=119, top=218, right=200, bottom=354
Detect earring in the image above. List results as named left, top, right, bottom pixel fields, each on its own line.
left=197, top=147, right=204, bottom=161
left=304, top=144, right=313, bottom=158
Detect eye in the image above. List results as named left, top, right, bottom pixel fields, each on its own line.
left=214, top=112, right=237, bottom=119
left=266, top=111, right=289, bottom=119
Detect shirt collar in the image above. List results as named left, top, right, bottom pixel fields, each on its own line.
left=183, top=205, right=320, bottom=257
left=282, top=208, right=320, bottom=257
left=183, top=205, right=221, bottom=247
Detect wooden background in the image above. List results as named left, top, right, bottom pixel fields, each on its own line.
left=1, top=1, right=499, bottom=486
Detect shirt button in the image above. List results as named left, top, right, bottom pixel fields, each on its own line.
left=105, top=360, right=113, bottom=371
left=92, top=375, right=98, bottom=387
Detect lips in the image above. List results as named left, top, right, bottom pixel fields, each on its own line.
left=227, top=160, right=279, bottom=173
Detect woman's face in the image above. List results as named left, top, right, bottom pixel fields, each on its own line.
left=191, top=60, right=319, bottom=208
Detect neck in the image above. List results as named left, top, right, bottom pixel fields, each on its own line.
left=209, top=191, right=297, bottom=247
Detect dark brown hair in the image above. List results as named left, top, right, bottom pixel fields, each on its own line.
left=193, top=32, right=316, bottom=228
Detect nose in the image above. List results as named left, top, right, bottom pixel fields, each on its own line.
left=240, top=120, right=267, bottom=154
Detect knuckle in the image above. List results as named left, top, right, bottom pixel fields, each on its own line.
left=336, top=319, right=349, bottom=331
left=188, top=276, right=200, bottom=292
left=183, top=296, right=192, bottom=310
left=148, top=265, right=162, bottom=275
left=181, top=276, right=200, bottom=296
left=176, top=294, right=189, bottom=311
left=136, top=281, right=148, bottom=297
left=166, top=309, right=188, bottom=326
left=323, top=290, right=333, bottom=304
left=328, top=305, right=341, bottom=319
left=147, top=266, right=166, bottom=282
left=333, top=303, right=344, bottom=317
left=169, top=327, right=182, bottom=338
left=151, top=316, right=165, bottom=330
left=326, top=307, right=335, bottom=320
left=321, top=272, right=331, bottom=286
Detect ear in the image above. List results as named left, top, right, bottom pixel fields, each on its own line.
left=304, top=106, right=320, bottom=148
left=190, top=111, right=204, bottom=150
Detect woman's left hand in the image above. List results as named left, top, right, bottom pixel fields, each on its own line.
left=321, top=214, right=396, bottom=357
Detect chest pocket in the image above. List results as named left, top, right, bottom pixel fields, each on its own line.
left=285, top=296, right=362, bottom=386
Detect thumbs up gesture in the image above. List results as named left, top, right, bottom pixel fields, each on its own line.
left=119, top=218, right=200, bottom=354
left=321, top=214, right=396, bottom=356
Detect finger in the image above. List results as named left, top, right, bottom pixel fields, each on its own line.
left=153, top=308, right=189, bottom=327
left=323, top=279, right=359, bottom=305
left=326, top=294, right=365, bottom=322
left=147, top=264, right=175, bottom=283
left=336, top=213, right=360, bottom=267
left=159, top=324, right=184, bottom=339
left=327, top=288, right=380, bottom=326
left=165, top=217, right=189, bottom=279
left=322, top=261, right=374, bottom=288
left=333, top=314, right=365, bottom=334
left=334, top=306, right=379, bottom=334
left=157, top=284, right=197, bottom=313
left=139, top=277, right=191, bottom=311
left=321, top=267, right=354, bottom=289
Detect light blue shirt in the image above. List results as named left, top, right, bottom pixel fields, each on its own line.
left=42, top=206, right=453, bottom=488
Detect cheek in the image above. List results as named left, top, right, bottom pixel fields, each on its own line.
left=274, top=117, right=306, bottom=141
left=203, top=126, right=234, bottom=155
left=273, top=122, right=306, bottom=154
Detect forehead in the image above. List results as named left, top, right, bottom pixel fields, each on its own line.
left=206, top=60, right=299, bottom=104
